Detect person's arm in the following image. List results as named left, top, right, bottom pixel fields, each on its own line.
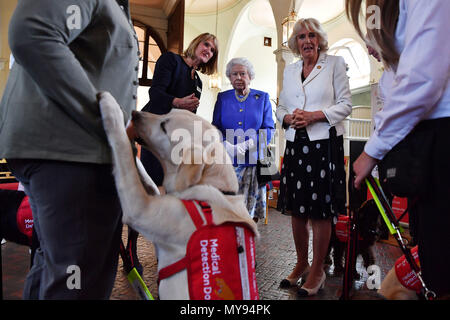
left=364, top=0, right=450, bottom=161
left=354, top=0, right=450, bottom=189
left=8, top=0, right=106, bottom=139
left=150, top=53, right=199, bottom=113
left=148, top=52, right=179, bottom=114
left=257, top=92, right=275, bottom=148
left=321, top=56, right=352, bottom=126
left=212, top=93, right=224, bottom=138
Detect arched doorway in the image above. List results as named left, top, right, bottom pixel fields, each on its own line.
left=133, top=20, right=167, bottom=110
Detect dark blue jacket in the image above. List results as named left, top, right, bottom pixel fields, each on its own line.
left=142, top=52, right=202, bottom=115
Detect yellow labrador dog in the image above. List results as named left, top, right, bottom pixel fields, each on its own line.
left=378, top=266, right=419, bottom=300
left=98, top=92, right=257, bottom=300
left=378, top=246, right=422, bottom=300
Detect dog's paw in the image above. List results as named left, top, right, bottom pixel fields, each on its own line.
left=98, top=91, right=126, bottom=136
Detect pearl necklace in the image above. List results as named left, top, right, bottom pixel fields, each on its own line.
left=235, top=89, right=250, bottom=102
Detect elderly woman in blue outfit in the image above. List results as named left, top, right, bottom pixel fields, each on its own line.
left=212, top=58, right=275, bottom=222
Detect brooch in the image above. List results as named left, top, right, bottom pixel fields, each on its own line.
left=255, top=94, right=260, bottom=100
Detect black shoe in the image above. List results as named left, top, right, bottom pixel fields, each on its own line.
left=297, top=272, right=326, bottom=297
left=280, top=266, right=310, bottom=288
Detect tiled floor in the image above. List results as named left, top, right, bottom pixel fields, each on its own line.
left=1, top=208, right=402, bottom=300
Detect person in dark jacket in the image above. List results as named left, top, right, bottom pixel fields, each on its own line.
left=140, top=32, right=219, bottom=185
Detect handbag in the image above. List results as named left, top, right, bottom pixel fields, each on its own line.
left=378, top=120, right=434, bottom=198
left=256, top=146, right=280, bottom=187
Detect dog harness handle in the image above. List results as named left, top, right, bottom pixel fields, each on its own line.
left=157, top=200, right=212, bottom=283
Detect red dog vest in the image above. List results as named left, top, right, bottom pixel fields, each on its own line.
left=395, top=245, right=422, bottom=293
left=335, top=215, right=350, bottom=242
left=335, top=215, right=362, bottom=242
left=16, top=196, right=34, bottom=244
left=158, top=200, right=259, bottom=300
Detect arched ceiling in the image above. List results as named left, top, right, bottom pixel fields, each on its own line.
left=296, top=0, right=344, bottom=23
left=131, top=0, right=344, bottom=24
left=185, top=0, right=240, bottom=14
left=248, top=0, right=275, bottom=29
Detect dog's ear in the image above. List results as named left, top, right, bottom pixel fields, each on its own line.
left=174, top=145, right=206, bottom=191
left=201, top=142, right=239, bottom=193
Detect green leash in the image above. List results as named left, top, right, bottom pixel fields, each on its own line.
left=119, top=240, right=154, bottom=300
left=365, top=177, right=403, bottom=235
left=365, top=176, right=436, bottom=300
left=126, top=267, right=154, bottom=300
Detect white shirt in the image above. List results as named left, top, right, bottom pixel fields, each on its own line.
left=364, top=0, right=450, bottom=160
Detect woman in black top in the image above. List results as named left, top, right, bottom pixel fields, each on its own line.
left=141, top=32, right=219, bottom=185
left=124, top=33, right=219, bottom=275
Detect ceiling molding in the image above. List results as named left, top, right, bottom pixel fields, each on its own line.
left=163, top=0, right=180, bottom=17
left=130, top=4, right=165, bottom=18
left=323, top=11, right=346, bottom=30
left=185, top=0, right=242, bottom=16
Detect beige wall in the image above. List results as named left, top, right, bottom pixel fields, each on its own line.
left=0, top=0, right=17, bottom=97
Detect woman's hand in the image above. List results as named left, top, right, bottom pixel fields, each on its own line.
left=353, top=151, right=378, bottom=189
left=283, top=114, right=295, bottom=127
left=172, top=93, right=200, bottom=112
left=290, top=110, right=325, bottom=129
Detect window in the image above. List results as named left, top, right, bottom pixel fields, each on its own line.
left=329, top=38, right=370, bottom=90
left=133, top=21, right=166, bottom=109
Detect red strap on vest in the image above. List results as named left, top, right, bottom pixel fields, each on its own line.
left=158, top=200, right=212, bottom=283
left=181, top=200, right=212, bottom=229
left=158, top=257, right=188, bottom=284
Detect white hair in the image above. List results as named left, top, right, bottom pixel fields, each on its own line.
left=225, top=57, right=256, bottom=80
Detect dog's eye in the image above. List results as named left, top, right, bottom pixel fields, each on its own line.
left=160, top=120, right=168, bottom=134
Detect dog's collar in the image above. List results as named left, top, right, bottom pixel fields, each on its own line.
left=221, top=190, right=237, bottom=196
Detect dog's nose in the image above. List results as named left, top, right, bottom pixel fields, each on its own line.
left=131, top=110, right=141, bottom=121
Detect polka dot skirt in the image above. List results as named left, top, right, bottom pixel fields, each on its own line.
left=277, top=129, right=346, bottom=220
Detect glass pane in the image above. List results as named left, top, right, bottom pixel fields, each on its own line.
left=148, top=44, right=161, bottom=63
left=138, top=60, right=143, bottom=77
left=149, top=36, right=157, bottom=46
left=147, top=61, right=156, bottom=77
left=137, top=85, right=150, bottom=111
left=139, top=42, right=144, bottom=59
left=134, top=26, right=145, bottom=41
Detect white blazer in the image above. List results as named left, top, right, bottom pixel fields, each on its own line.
left=276, top=53, right=352, bottom=142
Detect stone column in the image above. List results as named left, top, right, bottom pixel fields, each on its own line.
left=272, top=46, right=295, bottom=165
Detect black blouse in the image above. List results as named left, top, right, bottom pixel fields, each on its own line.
left=141, top=51, right=202, bottom=115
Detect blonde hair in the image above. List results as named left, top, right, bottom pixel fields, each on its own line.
left=183, top=33, right=219, bottom=75
left=345, top=0, right=400, bottom=68
left=287, top=18, right=329, bottom=58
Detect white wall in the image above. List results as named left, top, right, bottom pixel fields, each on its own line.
left=323, top=13, right=383, bottom=85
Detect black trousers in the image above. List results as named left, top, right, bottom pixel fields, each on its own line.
left=408, top=117, right=450, bottom=297
left=8, top=159, right=123, bottom=300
